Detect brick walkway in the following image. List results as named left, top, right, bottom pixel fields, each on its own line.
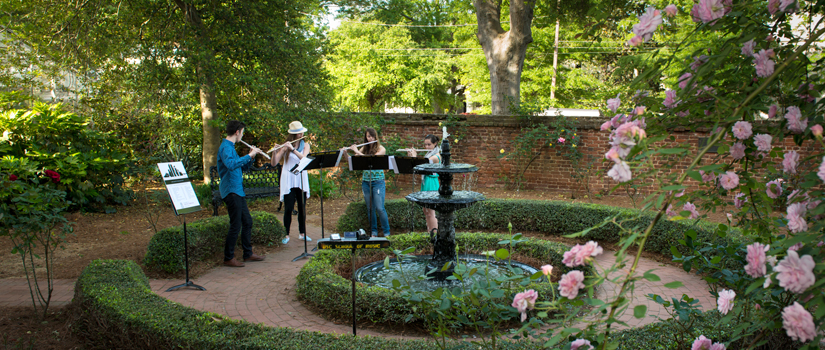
left=0, top=216, right=715, bottom=336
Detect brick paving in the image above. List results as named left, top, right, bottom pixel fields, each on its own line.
left=0, top=216, right=715, bottom=336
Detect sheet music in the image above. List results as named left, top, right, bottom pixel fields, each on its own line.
left=166, top=182, right=201, bottom=211
left=291, top=156, right=314, bottom=174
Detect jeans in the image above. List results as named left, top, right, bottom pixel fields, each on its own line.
left=282, top=187, right=306, bottom=235
left=362, top=180, right=390, bottom=236
left=223, top=193, right=253, bottom=261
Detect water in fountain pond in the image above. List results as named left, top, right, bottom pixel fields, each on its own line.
left=356, top=255, right=540, bottom=292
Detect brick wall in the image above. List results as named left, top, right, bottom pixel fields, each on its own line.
left=378, top=113, right=822, bottom=194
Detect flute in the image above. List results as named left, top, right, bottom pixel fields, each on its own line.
left=396, top=148, right=431, bottom=152
left=266, top=137, right=306, bottom=153
left=239, top=140, right=271, bottom=159
left=342, top=140, right=377, bottom=151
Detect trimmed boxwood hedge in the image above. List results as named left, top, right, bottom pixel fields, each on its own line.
left=296, top=231, right=591, bottom=325
left=144, top=211, right=286, bottom=273
left=72, top=259, right=747, bottom=350
left=336, top=199, right=749, bottom=260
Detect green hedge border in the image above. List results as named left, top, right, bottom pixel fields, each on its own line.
left=72, top=259, right=745, bottom=350
left=143, top=211, right=286, bottom=273
left=336, top=199, right=749, bottom=260
left=296, top=231, right=590, bottom=325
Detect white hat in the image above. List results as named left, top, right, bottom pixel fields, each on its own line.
left=288, top=121, right=308, bottom=134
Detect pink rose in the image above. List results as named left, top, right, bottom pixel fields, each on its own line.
left=664, top=4, right=678, bottom=17
left=719, top=171, right=739, bottom=190
left=732, top=121, right=753, bottom=140
left=818, top=156, right=825, bottom=182
left=730, top=142, right=746, bottom=160
left=700, top=170, right=716, bottom=183
left=784, top=106, right=808, bottom=133
left=563, top=242, right=603, bottom=267
left=691, top=0, right=726, bottom=23
left=632, top=7, right=663, bottom=41
left=600, top=121, right=613, bottom=131
left=734, top=193, right=746, bottom=209
left=710, top=343, right=726, bottom=350
left=607, top=94, right=621, bottom=112
left=684, top=202, right=700, bottom=219
left=541, top=265, right=553, bottom=276
left=608, top=161, right=632, bottom=182
left=783, top=150, right=799, bottom=174
left=663, top=90, right=679, bottom=108
left=678, top=73, right=694, bottom=89
left=571, top=339, right=594, bottom=350
left=741, top=39, right=756, bottom=57
left=782, top=302, right=816, bottom=342
left=754, top=49, right=775, bottom=78
left=753, top=134, right=772, bottom=152
left=692, top=335, right=712, bottom=350
left=785, top=203, right=808, bottom=233
left=562, top=245, right=582, bottom=267
left=745, top=243, right=769, bottom=278
left=766, top=179, right=783, bottom=199
left=775, top=250, right=815, bottom=293
left=511, top=289, right=538, bottom=322
left=604, top=147, right=621, bottom=163
left=789, top=243, right=803, bottom=251
left=716, top=289, right=736, bottom=315
left=627, top=35, right=644, bottom=46
left=634, top=106, right=646, bottom=115
left=666, top=204, right=677, bottom=217
left=559, top=270, right=586, bottom=299
left=558, top=137, right=565, bottom=143
left=811, top=124, right=823, bottom=138
left=768, top=104, right=779, bottom=118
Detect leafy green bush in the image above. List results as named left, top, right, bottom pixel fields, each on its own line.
left=143, top=211, right=286, bottom=273
left=308, top=171, right=338, bottom=199
left=296, top=231, right=587, bottom=326
left=336, top=199, right=749, bottom=261
left=0, top=103, right=135, bottom=211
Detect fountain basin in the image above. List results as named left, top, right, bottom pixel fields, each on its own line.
left=413, top=162, right=478, bottom=175
left=355, top=254, right=541, bottom=292
left=405, top=190, right=485, bottom=212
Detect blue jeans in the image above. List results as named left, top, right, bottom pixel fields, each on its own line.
left=362, top=180, right=390, bottom=236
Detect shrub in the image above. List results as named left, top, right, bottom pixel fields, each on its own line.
left=296, top=231, right=587, bottom=326
left=336, top=198, right=749, bottom=262
left=143, top=211, right=286, bottom=273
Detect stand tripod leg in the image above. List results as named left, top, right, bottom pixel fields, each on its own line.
left=292, top=191, right=314, bottom=262
left=351, top=247, right=357, bottom=336
left=313, top=169, right=325, bottom=252
left=166, top=215, right=206, bottom=292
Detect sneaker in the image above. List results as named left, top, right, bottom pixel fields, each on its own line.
left=281, top=236, right=290, bottom=244
left=299, top=234, right=312, bottom=241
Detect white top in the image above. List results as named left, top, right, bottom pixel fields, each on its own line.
left=280, top=150, right=310, bottom=201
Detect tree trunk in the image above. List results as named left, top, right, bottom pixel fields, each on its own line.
left=473, top=0, right=536, bottom=115
left=174, top=0, right=220, bottom=183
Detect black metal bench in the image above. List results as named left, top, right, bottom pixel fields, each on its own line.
left=209, top=164, right=283, bottom=216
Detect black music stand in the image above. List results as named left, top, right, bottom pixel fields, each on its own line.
left=392, top=156, right=431, bottom=233
left=288, top=155, right=318, bottom=262
left=317, top=237, right=391, bottom=336
left=349, top=155, right=390, bottom=237
left=301, top=150, right=343, bottom=251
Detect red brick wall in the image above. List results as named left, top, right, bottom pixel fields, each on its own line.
left=379, top=113, right=822, bottom=195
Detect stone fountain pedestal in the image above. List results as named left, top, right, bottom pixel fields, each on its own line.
left=405, top=138, right=485, bottom=279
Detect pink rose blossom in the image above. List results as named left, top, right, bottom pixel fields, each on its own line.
left=571, top=339, right=594, bottom=350
left=600, top=121, right=613, bottom=131
left=692, top=335, right=713, bottom=350
left=691, top=0, right=726, bottom=23
left=635, top=106, right=646, bottom=115
left=784, top=106, right=807, bottom=134
left=512, top=289, right=538, bottom=322
left=541, top=265, right=553, bottom=276
left=559, top=271, right=586, bottom=299
left=667, top=204, right=677, bottom=217
left=745, top=243, right=770, bottom=278
left=719, top=171, right=739, bottom=190
left=684, top=202, right=700, bottom=219
left=811, top=124, right=823, bottom=138
left=785, top=203, right=808, bottom=233
left=734, top=193, right=747, bottom=209
left=768, top=104, right=779, bottom=119
left=732, top=121, right=753, bottom=140
left=563, top=242, right=603, bottom=267
left=663, top=90, right=679, bottom=108
left=767, top=255, right=778, bottom=267
left=717, top=289, right=736, bottom=315
left=788, top=243, right=803, bottom=251
left=664, top=4, right=678, bottom=16
left=766, top=179, right=783, bottom=199
left=604, top=147, right=621, bottom=163
left=627, top=35, right=643, bottom=46
left=710, top=343, right=726, bottom=350
left=700, top=170, right=716, bottom=183
left=741, top=39, right=756, bottom=57
left=782, top=302, right=816, bottom=342
left=730, top=142, right=746, bottom=160
left=818, top=156, right=825, bottom=182
left=608, top=161, right=632, bottom=182
left=678, top=73, right=694, bottom=89
left=607, top=94, right=621, bottom=112
left=558, top=137, right=566, bottom=143
left=754, top=49, right=776, bottom=78
left=764, top=275, right=772, bottom=288
left=775, top=250, right=815, bottom=293
left=753, top=134, right=772, bottom=152
left=632, top=7, right=663, bottom=41
left=783, top=150, right=799, bottom=174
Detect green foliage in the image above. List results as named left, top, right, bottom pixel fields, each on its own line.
left=337, top=198, right=749, bottom=262
left=296, top=231, right=583, bottom=326
left=143, top=211, right=286, bottom=273
left=308, top=171, right=339, bottom=199
left=0, top=156, right=73, bottom=317
left=0, top=103, right=135, bottom=211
